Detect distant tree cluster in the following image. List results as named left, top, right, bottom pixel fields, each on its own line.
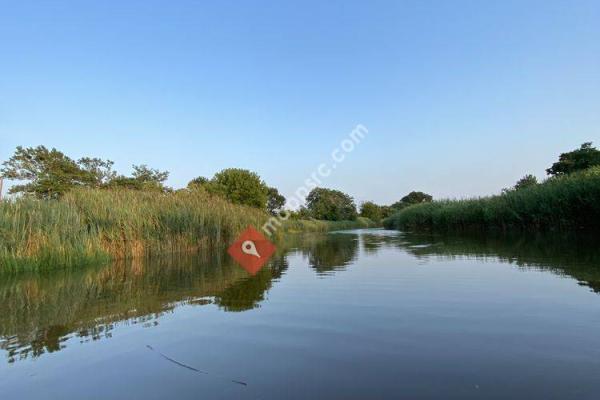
left=1, top=146, right=169, bottom=198
left=358, top=191, right=434, bottom=223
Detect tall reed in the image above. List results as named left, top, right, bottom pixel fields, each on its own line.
left=384, top=168, right=600, bottom=232
left=0, top=188, right=268, bottom=271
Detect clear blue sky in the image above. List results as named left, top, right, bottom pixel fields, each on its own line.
left=1, top=0, right=599, bottom=204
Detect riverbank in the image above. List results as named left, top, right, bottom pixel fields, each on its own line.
left=0, top=188, right=376, bottom=271
left=281, top=217, right=377, bottom=233
left=384, top=168, right=600, bottom=232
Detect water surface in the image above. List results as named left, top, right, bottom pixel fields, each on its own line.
left=2, top=229, right=600, bottom=399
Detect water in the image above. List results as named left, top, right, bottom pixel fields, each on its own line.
left=1, top=229, right=600, bottom=399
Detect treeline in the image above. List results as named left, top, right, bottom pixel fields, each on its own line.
left=1, top=145, right=375, bottom=223
left=0, top=146, right=288, bottom=212
left=384, top=143, right=600, bottom=232
left=1, top=146, right=171, bottom=195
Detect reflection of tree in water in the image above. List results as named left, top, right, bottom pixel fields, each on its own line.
left=302, top=233, right=359, bottom=275
left=0, top=250, right=287, bottom=363
left=26, top=324, right=71, bottom=359
left=399, top=231, right=600, bottom=293
left=214, top=254, right=289, bottom=311
left=361, top=232, right=402, bottom=254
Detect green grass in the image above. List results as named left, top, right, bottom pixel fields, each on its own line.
left=282, top=217, right=378, bottom=233
left=384, top=168, right=600, bottom=232
left=0, top=188, right=268, bottom=271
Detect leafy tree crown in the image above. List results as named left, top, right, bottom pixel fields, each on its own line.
left=546, top=142, right=600, bottom=176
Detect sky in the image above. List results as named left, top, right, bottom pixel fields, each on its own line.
left=1, top=0, right=599, bottom=205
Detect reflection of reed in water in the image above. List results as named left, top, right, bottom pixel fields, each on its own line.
left=0, top=250, right=288, bottom=363
left=397, top=231, right=600, bottom=293
left=5, top=230, right=596, bottom=364
left=360, top=231, right=403, bottom=254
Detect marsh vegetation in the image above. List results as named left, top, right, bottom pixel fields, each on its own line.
left=384, top=143, right=600, bottom=232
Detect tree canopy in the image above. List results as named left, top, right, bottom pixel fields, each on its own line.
left=187, top=176, right=209, bottom=189
left=1, top=146, right=105, bottom=198
left=390, top=191, right=433, bottom=211
left=267, top=187, right=286, bottom=215
left=305, top=188, right=357, bottom=221
left=209, top=168, right=269, bottom=209
left=514, top=174, right=538, bottom=190
left=360, top=201, right=383, bottom=222
left=400, top=191, right=433, bottom=204
left=546, top=142, right=600, bottom=176
left=187, top=172, right=284, bottom=213
left=1, top=146, right=170, bottom=197
left=77, top=157, right=117, bottom=186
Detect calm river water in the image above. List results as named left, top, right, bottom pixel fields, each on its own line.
left=1, top=229, right=600, bottom=399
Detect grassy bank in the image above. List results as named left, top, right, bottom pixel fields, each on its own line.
left=384, top=168, right=600, bottom=232
left=0, top=189, right=377, bottom=271
left=282, top=217, right=378, bottom=233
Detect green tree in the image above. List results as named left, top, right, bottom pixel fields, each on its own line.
left=131, top=164, right=169, bottom=185
left=106, top=164, right=170, bottom=191
left=78, top=157, right=117, bottom=186
left=514, top=174, right=538, bottom=190
left=360, top=201, right=383, bottom=222
left=298, top=206, right=312, bottom=219
left=546, top=142, right=600, bottom=176
left=267, top=187, right=286, bottom=215
left=1, top=146, right=101, bottom=198
left=210, top=168, right=269, bottom=209
left=400, top=191, right=433, bottom=204
left=390, top=191, right=433, bottom=211
left=2, top=146, right=172, bottom=196
left=305, top=188, right=357, bottom=221
left=187, top=176, right=209, bottom=189
left=104, top=176, right=144, bottom=190
left=380, top=205, right=393, bottom=219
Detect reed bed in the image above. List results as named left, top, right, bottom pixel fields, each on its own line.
left=384, top=168, right=600, bottom=232
left=0, top=188, right=376, bottom=271
left=0, top=188, right=268, bottom=271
